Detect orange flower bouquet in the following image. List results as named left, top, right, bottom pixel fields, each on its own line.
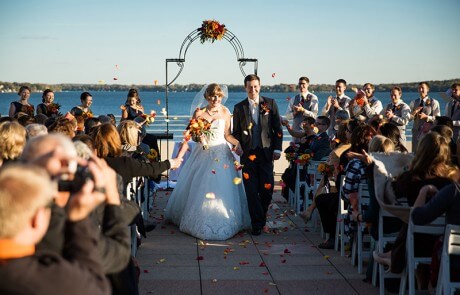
left=183, top=117, right=213, bottom=150
left=198, top=20, right=226, bottom=43
left=285, top=152, right=298, bottom=162
left=295, top=153, right=311, bottom=165
left=317, top=163, right=334, bottom=176
left=47, top=102, right=61, bottom=116
left=146, top=148, right=159, bottom=162
left=140, top=110, right=157, bottom=126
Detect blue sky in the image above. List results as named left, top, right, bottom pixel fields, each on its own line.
left=0, top=0, right=458, bottom=86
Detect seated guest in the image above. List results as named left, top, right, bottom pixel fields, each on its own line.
left=411, top=182, right=460, bottom=287
left=309, top=116, right=332, bottom=161
left=25, top=123, right=48, bottom=139
left=48, top=117, right=76, bottom=138
left=0, top=121, right=27, bottom=166
left=431, top=124, right=457, bottom=166
left=315, top=124, right=376, bottom=249
left=0, top=163, right=110, bottom=294
left=378, top=122, right=408, bottom=153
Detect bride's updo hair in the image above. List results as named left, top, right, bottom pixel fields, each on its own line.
left=204, top=83, right=224, bottom=99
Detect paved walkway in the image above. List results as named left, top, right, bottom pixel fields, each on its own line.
left=137, top=183, right=379, bottom=295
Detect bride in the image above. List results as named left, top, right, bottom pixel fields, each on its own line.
left=165, top=83, right=251, bottom=240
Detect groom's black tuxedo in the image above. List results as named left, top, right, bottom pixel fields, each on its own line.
left=232, top=96, right=283, bottom=232
left=232, top=96, right=283, bottom=164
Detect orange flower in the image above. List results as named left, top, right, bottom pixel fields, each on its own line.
left=248, top=155, right=256, bottom=161
left=264, top=183, right=272, bottom=190
left=243, top=172, right=249, bottom=180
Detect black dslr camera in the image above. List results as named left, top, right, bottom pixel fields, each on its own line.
left=58, top=165, right=94, bottom=194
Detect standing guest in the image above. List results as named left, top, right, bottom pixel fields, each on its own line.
left=284, top=77, right=318, bottom=143
left=321, top=79, right=351, bottom=136
left=383, top=86, right=411, bottom=144
left=36, top=89, right=61, bottom=118
left=408, top=82, right=441, bottom=152
left=444, top=83, right=460, bottom=141
left=233, top=74, right=283, bottom=235
left=70, top=92, right=94, bottom=119
left=121, top=89, right=144, bottom=121
left=8, top=85, right=35, bottom=118
left=0, top=164, right=111, bottom=295
left=349, top=83, right=383, bottom=122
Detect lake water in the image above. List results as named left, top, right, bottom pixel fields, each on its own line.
left=0, top=91, right=449, bottom=140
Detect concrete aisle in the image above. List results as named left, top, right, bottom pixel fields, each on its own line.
left=137, top=185, right=379, bottom=295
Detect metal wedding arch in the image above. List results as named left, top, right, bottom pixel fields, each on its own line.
left=163, top=27, right=258, bottom=174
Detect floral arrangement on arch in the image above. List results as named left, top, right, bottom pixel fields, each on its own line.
left=184, top=117, right=213, bottom=149
left=198, top=20, right=226, bottom=43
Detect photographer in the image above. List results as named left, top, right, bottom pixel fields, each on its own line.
left=21, top=134, right=133, bottom=276
left=0, top=163, right=110, bottom=294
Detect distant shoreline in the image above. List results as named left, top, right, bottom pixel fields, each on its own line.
left=1, top=79, right=458, bottom=93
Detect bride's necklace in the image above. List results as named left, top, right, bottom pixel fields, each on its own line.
left=206, top=106, right=220, bottom=116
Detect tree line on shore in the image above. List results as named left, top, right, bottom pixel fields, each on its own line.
left=1, top=79, right=458, bottom=93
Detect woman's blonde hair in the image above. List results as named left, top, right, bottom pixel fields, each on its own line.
left=117, top=120, right=139, bottom=146
left=204, top=83, right=224, bottom=99
left=368, top=135, right=395, bottom=153
left=411, top=131, right=457, bottom=179
left=90, top=123, right=122, bottom=158
left=0, top=121, right=27, bottom=160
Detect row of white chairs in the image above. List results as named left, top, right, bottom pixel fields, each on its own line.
left=125, top=176, right=156, bottom=257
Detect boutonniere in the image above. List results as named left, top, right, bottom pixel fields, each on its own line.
left=260, top=102, right=270, bottom=115
left=425, top=99, right=431, bottom=106
left=396, top=105, right=402, bottom=111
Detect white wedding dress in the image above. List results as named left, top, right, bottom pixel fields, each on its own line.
left=165, top=119, right=251, bottom=240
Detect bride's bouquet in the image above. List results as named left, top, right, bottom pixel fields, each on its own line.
left=183, top=117, right=212, bottom=150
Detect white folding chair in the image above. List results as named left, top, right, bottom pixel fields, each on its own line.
left=399, top=210, right=445, bottom=295
left=351, top=183, right=371, bottom=274
left=307, top=160, right=327, bottom=233
left=126, top=177, right=140, bottom=257
left=334, top=176, right=348, bottom=256
left=374, top=207, right=407, bottom=293
left=292, top=163, right=308, bottom=214
left=436, top=224, right=460, bottom=295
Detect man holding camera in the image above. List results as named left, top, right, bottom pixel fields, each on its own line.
left=0, top=161, right=111, bottom=294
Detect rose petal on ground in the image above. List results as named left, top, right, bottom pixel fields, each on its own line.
left=196, top=256, right=204, bottom=261
left=143, top=269, right=149, bottom=273
left=259, top=262, right=266, bottom=267
left=283, top=248, right=291, bottom=254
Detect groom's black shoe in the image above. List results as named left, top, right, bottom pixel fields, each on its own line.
left=251, top=228, right=262, bottom=236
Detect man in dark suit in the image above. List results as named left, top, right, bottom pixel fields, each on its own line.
left=233, top=74, right=283, bottom=236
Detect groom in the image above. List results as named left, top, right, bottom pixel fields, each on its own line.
left=233, top=74, right=283, bottom=235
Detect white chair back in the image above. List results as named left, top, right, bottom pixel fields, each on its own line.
left=436, top=224, right=460, bottom=295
